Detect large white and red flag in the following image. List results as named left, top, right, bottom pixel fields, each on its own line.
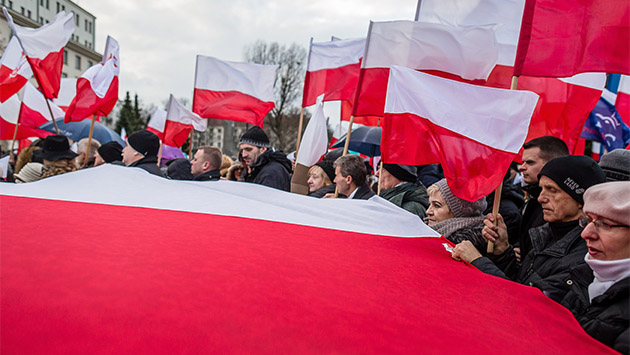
left=164, top=94, right=207, bottom=147
left=19, top=82, right=65, bottom=129
left=616, top=75, right=630, bottom=126
left=0, top=165, right=616, bottom=353
left=514, top=0, right=630, bottom=77
left=146, top=107, right=166, bottom=141
left=193, top=55, right=277, bottom=127
left=3, top=8, right=74, bottom=99
left=65, top=36, right=119, bottom=122
left=0, top=93, right=51, bottom=140
left=302, top=37, right=365, bottom=107
left=382, top=66, right=539, bottom=201
left=52, top=78, right=77, bottom=112
left=0, top=36, right=33, bottom=102
left=353, top=20, right=498, bottom=118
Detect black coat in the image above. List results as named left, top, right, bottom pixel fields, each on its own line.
left=308, top=184, right=337, bottom=198
left=561, top=263, right=629, bottom=354
left=243, top=150, right=292, bottom=191
left=516, top=185, right=545, bottom=256
left=193, top=169, right=221, bottom=181
left=352, top=183, right=376, bottom=200
left=129, top=156, right=163, bottom=177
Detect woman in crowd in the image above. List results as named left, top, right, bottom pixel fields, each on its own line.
left=307, top=160, right=335, bottom=198
left=40, top=135, right=79, bottom=180
left=425, top=178, right=487, bottom=253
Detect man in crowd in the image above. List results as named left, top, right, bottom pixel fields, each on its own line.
left=93, top=141, right=123, bottom=166
left=378, top=163, right=429, bottom=218
left=327, top=154, right=375, bottom=200
left=190, top=146, right=222, bottom=181
left=451, top=155, right=606, bottom=302
left=239, top=126, right=291, bottom=191
left=75, top=138, right=101, bottom=167
left=121, top=130, right=163, bottom=176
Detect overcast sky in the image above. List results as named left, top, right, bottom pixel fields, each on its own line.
left=75, top=0, right=417, bottom=120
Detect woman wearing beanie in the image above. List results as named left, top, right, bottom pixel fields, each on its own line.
left=561, top=181, right=630, bottom=354
left=307, top=160, right=336, bottom=198
left=425, top=179, right=488, bottom=253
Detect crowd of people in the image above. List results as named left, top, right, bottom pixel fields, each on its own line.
left=1, top=127, right=629, bottom=353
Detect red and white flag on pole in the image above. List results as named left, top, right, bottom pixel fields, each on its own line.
left=514, top=0, right=630, bottom=77
left=193, top=55, right=277, bottom=127
left=0, top=93, right=51, bottom=140
left=0, top=36, right=33, bottom=103
left=616, top=75, right=630, bottom=126
left=302, top=37, right=365, bottom=107
left=295, top=96, right=328, bottom=167
left=146, top=107, right=166, bottom=141
left=65, top=36, right=119, bottom=122
left=19, top=82, right=64, bottom=129
left=382, top=66, right=539, bottom=201
left=53, top=78, right=77, bottom=112
left=165, top=94, right=207, bottom=147
left=3, top=8, right=74, bottom=99
left=353, top=20, right=499, bottom=117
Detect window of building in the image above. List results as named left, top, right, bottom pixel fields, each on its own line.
left=40, top=0, right=43, bottom=5
left=88, top=22, right=92, bottom=33
left=8, top=0, right=12, bottom=9
left=63, top=50, right=68, bottom=64
left=75, top=14, right=79, bottom=26
left=27, top=9, right=31, bottom=18
left=46, top=20, right=49, bottom=23
left=46, top=0, right=49, bottom=9
left=61, top=5, right=64, bottom=11
left=39, top=16, right=43, bottom=24
left=75, top=55, right=81, bottom=70
left=85, top=19, right=88, bottom=31
left=56, top=2, right=59, bottom=12
left=1, top=0, right=4, bottom=7
left=87, top=60, right=93, bottom=67
left=61, top=72, right=67, bottom=78
left=20, top=6, right=24, bottom=14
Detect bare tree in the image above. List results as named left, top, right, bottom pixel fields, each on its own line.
left=244, top=41, right=310, bottom=152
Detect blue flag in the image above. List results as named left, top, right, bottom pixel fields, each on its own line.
left=581, top=97, right=630, bottom=151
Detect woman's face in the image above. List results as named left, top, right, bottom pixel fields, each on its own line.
left=426, top=190, right=454, bottom=227
left=581, top=213, right=630, bottom=261
left=307, top=167, right=325, bottom=192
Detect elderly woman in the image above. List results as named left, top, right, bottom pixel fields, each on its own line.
left=40, top=135, right=79, bottom=180
left=425, top=179, right=488, bottom=252
left=307, top=160, right=335, bottom=198
left=560, top=181, right=629, bottom=354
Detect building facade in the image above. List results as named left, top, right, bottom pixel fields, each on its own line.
left=192, top=120, right=249, bottom=159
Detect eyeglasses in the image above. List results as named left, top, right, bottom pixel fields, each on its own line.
left=579, top=215, right=630, bottom=231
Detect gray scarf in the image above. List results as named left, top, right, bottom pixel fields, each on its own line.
left=430, top=216, right=486, bottom=238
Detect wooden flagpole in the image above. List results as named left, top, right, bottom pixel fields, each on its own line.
left=82, top=115, right=96, bottom=168
left=487, top=76, right=519, bottom=254
left=295, top=107, right=305, bottom=156
left=188, top=130, right=194, bottom=158
left=44, top=98, right=61, bottom=135
left=9, top=103, right=23, bottom=161
left=157, top=142, right=164, bottom=166
left=377, top=161, right=383, bottom=196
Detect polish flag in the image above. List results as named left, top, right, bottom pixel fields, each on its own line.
left=20, top=82, right=65, bottom=128
left=292, top=97, right=329, bottom=194
left=353, top=20, right=499, bottom=117
left=382, top=66, right=539, bottom=201
left=165, top=94, right=207, bottom=147
left=146, top=107, right=166, bottom=141
left=193, top=55, right=277, bottom=127
left=0, top=166, right=615, bottom=353
left=0, top=93, right=51, bottom=140
left=120, top=127, right=127, bottom=141
left=514, top=0, right=630, bottom=77
left=52, top=78, right=77, bottom=111
left=0, top=36, right=33, bottom=102
left=3, top=9, right=74, bottom=99
left=302, top=37, right=365, bottom=107
left=65, top=36, right=120, bottom=122
left=616, top=75, right=630, bottom=126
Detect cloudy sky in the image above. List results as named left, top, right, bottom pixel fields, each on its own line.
left=76, top=0, right=418, bottom=115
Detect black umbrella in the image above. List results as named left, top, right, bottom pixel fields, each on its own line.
left=38, top=118, right=125, bottom=146
left=331, top=126, right=382, bottom=157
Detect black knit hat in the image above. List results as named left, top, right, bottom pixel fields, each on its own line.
left=383, top=163, right=417, bottom=183
left=538, top=155, right=606, bottom=205
left=127, top=130, right=160, bottom=157
left=239, top=126, right=270, bottom=148
left=97, top=141, right=123, bottom=163
left=315, top=160, right=335, bottom=182
left=41, top=135, right=78, bottom=161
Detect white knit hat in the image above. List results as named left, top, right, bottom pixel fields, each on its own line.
left=14, top=162, right=43, bottom=183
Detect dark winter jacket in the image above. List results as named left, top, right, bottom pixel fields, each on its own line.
left=380, top=182, right=429, bottom=218
left=484, top=182, right=524, bottom=245
left=243, top=150, right=292, bottom=191
left=561, top=263, right=629, bottom=354
left=193, top=169, right=221, bottom=181
left=352, top=183, right=375, bottom=200
left=308, top=184, right=337, bottom=198
left=472, top=221, right=587, bottom=302
left=516, top=184, right=545, bottom=256
left=129, top=156, right=163, bottom=177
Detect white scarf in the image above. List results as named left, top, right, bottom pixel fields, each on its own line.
left=584, top=254, right=630, bottom=303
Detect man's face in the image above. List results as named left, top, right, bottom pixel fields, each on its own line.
left=122, top=144, right=141, bottom=166
left=378, top=168, right=399, bottom=190
left=519, top=147, right=546, bottom=185
left=93, top=151, right=105, bottom=167
left=333, top=165, right=353, bottom=196
left=190, top=150, right=208, bottom=176
left=537, top=176, right=582, bottom=223
left=239, top=143, right=265, bottom=166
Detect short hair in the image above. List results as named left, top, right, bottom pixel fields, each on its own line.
left=333, top=154, right=367, bottom=187
left=197, top=146, right=223, bottom=170
left=427, top=184, right=440, bottom=196
left=77, top=138, right=101, bottom=156
left=522, top=136, right=569, bottom=162
left=307, top=165, right=332, bottom=187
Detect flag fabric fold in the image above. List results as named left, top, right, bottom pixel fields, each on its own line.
left=0, top=93, right=51, bottom=140
left=581, top=97, right=630, bottom=151
left=0, top=36, right=33, bottom=102
left=193, top=55, right=277, bottom=127
left=295, top=97, right=328, bottom=167
left=165, top=94, right=207, bottom=147
left=20, top=82, right=64, bottom=129
left=146, top=107, right=166, bottom=141
left=382, top=66, right=539, bottom=201
left=616, top=75, right=630, bottom=126
left=53, top=78, right=77, bottom=112
left=65, top=36, right=119, bottom=122
left=514, top=0, right=630, bottom=77
left=3, top=8, right=74, bottom=99
left=302, top=37, right=365, bottom=107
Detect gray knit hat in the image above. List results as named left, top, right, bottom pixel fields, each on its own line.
left=14, top=162, right=43, bottom=183
left=435, top=178, right=487, bottom=218
left=599, top=149, right=630, bottom=182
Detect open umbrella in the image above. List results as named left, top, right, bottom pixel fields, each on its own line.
left=331, top=126, right=381, bottom=157
left=38, top=118, right=125, bottom=146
